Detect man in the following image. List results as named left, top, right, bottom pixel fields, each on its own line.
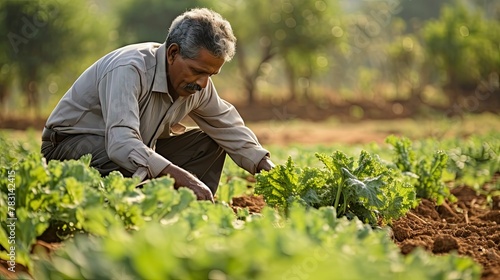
left=41, top=8, right=275, bottom=202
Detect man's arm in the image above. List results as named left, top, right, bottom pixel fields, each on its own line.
left=98, top=65, right=170, bottom=178
left=99, top=65, right=214, bottom=201
left=189, top=80, right=273, bottom=174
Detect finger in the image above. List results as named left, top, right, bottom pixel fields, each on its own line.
left=204, top=191, right=214, bottom=202
left=195, top=191, right=212, bottom=201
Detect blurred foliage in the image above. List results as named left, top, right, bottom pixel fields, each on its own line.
left=398, top=0, right=455, bottom=30
left=386, top=32, right=428, bottom=101
left=209, top=0, right=343, bottom=103
left=422, top=2, right=500, bottom=109
left=113, top=0, right=203, bottom=46
left=0, top=0, right=117, bottom=116
left=0, top=0, right=499, bottom=116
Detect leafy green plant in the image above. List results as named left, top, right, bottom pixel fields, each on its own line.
left=253, top=156, right=326, bottom=211
left=447, top=134, right=500, bottom=190
left=255, top=150, right=416, bottom=225
left=386, top=135, right=454, bottom=204
left=0, top=153, right=118, bottom=270
left=0, top=151, right=192, bottom=271
left=0, top=132, right=36, bottom=167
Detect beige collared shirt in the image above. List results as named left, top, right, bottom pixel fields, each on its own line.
left=45, top=42, right=269, bottom=180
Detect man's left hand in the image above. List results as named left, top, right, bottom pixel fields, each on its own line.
left=256, top=156, right=275, bottom=173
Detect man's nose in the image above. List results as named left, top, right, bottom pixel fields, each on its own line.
left=197, top=75, right=209, bottom=89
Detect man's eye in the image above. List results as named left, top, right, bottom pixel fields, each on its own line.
left=191, top=68, right=213, bottom=77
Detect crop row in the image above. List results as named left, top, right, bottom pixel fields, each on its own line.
left=0, top=132, right=498, bottom=279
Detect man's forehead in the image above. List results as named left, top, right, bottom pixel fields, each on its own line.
left=187, top=48, right=225, bottom=74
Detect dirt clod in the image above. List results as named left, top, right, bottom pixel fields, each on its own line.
left=231, top=195, right=266, bottom=214
left=433, top=234, right=459, bottom=253
left=480, top=210, right=500, bottom=224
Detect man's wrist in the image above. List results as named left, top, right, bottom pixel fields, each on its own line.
left=256, top=155, right=275, bottom=173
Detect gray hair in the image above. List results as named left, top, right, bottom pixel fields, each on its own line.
left=166, top=8, right=236, bottom=61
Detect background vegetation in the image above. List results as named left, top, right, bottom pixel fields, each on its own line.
left=0, top=0, right=499, bottom=120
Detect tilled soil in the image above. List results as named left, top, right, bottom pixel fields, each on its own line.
left=391, top=186, right=500, bottom=280
left=231, top=185, right=500, bottom=280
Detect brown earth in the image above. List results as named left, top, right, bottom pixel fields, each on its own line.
left=392, top=185, right=500, bottom=280
left=0, top=99, right=417, bottom=131
left=231, top=195, right=267, bottom=214
left=230, top=183, right=500, bottom=280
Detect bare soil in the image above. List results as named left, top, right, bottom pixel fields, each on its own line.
left=231, top=195, right=267, bottom=214
left=392, top=185, right=500, bottom=280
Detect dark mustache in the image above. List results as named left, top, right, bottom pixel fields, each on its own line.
left=184, top=83, right=202, bottom=91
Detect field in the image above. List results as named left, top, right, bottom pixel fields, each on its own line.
left=0, top=114, right=499, bottom=280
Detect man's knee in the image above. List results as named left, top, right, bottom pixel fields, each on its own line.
left=40, top=134, right=125, bottom=178
left=201, top=133, right=225, bottom=157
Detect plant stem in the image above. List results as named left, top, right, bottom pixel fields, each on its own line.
left=333, top=181, right=343, bottom=214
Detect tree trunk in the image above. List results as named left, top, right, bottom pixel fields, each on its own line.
left=284, top=59, right=297, bottom=102
left=0, top=83, right=9, bottom=119
left=237, top=42, right=275, bottom=105
left=24, top=70, right=40, bottom=117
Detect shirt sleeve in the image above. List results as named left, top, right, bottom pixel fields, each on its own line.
left=188, top=80, right=269, bottom=174
left=98, top=65, right=170, bottom=179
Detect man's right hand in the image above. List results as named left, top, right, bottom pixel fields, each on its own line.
left=160, top=164, right=214, bottom=202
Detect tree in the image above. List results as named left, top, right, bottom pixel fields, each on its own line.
left=114, top=0, right=203, bottom=46
left=0, top=0, right=117, bottom=116
left=398, top=0, right=454, bottom=32
left=468, top=0, right=500, bottom=20
left=327, top=0, right=403, bottom=101
left=386, top=33, right=428, bottom=102
left=274, top=0, right=342, bottom=101
left=0, top=7, right=15, bottom=118
left=422, top=2, right=500, bottom=111
left=209, top=0, right=279, bottom=104
left=212, top=0, right=342, bottom=104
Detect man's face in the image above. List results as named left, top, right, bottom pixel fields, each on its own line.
left=166, top=45, right=225, bottom=98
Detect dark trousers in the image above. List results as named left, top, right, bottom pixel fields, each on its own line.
left=41, top=128, right=226, bottom=194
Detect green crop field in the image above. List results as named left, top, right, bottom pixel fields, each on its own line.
left=1, top=116, right=498, bottom=280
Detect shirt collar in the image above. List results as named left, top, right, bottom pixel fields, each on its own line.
left=152, top=42, right=168, bottom=94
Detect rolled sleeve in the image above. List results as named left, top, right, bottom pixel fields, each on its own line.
left=99, top=65, right=170, bottom=178
left=240, top=147, right=269, bottom=174
left=128, top=148, right=171, bottom=178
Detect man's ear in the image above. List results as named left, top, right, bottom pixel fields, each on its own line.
left=167, top=43, right=179, bottom=65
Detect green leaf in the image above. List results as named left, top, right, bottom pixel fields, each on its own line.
left=255, top=156, right=300, bottom=209
left=386, top=135, right=415, bottom=172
